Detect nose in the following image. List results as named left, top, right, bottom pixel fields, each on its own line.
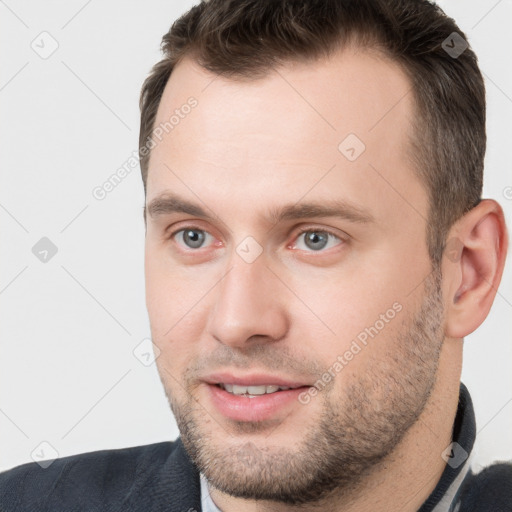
left=206, top=255, right=290, bottom=348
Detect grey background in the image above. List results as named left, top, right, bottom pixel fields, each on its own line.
left=1, top=0, right=511, bottom=472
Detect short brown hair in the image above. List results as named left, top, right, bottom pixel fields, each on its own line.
left=139, top=0, right=485, bottom=265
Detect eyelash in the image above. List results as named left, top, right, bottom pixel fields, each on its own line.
left=168, top=225, right=345, bottom=253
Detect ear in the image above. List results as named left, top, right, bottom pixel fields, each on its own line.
left=443, top=199, right=508, bottom=338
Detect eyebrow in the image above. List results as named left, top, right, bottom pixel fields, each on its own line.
left=146, top=193, right=374, bottom=225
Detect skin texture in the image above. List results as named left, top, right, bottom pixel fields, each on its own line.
left=143, top=47, right=508, bottom=511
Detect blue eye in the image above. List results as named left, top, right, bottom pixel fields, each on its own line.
left=294, top=230, right=342, bottom=251
left=174, top=228, right=213, bottom=249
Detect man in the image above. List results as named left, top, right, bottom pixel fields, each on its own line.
left=1, top=0, right=510, bottom=510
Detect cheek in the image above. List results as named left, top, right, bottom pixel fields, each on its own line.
left=145, top=248, right=213, bottom=370
left=145, top=250, right=172, bottom=329
left=288, top=266, right=408, bottom=368
left=145, top=243, right=195, bottom=314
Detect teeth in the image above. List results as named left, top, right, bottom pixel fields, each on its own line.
left=221, top=384, right=291, bottom=395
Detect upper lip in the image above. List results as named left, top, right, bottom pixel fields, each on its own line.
left=202, top=372, right=311, bottom=388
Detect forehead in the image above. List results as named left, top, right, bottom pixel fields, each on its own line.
left=146, top=47, right=426, bottom=232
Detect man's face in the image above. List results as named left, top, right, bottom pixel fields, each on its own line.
left=144, top=48, right=445, bottom=504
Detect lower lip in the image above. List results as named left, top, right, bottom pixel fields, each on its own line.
left=206, top=383, right=311, bottom=422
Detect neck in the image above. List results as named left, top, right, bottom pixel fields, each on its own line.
left=209, top=341, right=462, bottom=512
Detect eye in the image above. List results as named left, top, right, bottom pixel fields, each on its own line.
left=172, top=228, right=215, bottom=249
left=293, top=229, right=343, bottom=252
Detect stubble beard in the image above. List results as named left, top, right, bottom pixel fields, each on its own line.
left=162, top=268, right=445, bottom=506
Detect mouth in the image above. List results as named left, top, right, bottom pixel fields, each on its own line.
left=203, top=373, right=313, bottom=422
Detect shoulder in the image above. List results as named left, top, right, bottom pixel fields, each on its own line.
left=460, top=461, right=512, bottom=511
left=0, top=440, right=178, bottom=511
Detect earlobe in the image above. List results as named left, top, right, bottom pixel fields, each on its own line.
left=444, top=199, right=508, bottom=338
